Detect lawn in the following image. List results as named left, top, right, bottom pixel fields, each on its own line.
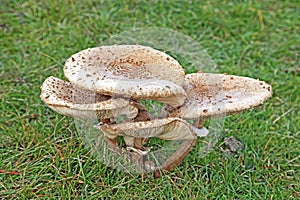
left=1, top=0, right=299, bottom=199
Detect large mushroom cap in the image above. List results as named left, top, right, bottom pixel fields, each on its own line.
left=101, top=117, right=208, bottom=141
left=169, top=73, right=272, bottom=119
left=63, top=45, right=186, bottom=107
left=40, top=76, right=138, bottom=120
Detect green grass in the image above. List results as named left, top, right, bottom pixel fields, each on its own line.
left=1, top=0, right=299, bottom=199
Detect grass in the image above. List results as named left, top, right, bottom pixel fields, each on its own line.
left=1, top=0, right=299, bottom=199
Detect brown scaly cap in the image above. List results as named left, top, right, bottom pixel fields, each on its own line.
left=40, top=76, right=138, bottom=120
left=169, top=73, right=272, bottom=119
left=63, top=45, right=187, bottom=107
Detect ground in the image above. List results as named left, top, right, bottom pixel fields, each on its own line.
left=0, top=1, right=299, bottom=199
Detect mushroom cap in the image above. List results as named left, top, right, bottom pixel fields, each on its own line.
left=169, top=73, right=272, bottom=119
left=63, top=45, right=186, bottom=107
left=101, top=117, right=208, bottom=141
left=40, top=76, right=138, bottom=120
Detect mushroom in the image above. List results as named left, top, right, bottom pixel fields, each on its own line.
left=40, top=45, right=272, bottom=178
left=168, top=72, right=273, bottom=120
left=40, top=76, right=139, bottom=120
left=63, top=45, right=186, bottom=107
left=101, top=117, right=208, bottom=141
left=100, top=117, right=208, bottom=176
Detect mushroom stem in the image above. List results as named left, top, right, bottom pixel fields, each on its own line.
left=102, top=118, right=118, bottom=148
left=193, top=118, right=203, bottom=129
left=101, top=118, right=111, bottom=125
left=133, top=138, right=144, bottom=149
left=105, top=137, right=119, bottom=153
left=131, top=105, right=152, bottom=152
left=154, top=139, right=197, bottom=178
left=104, top=137, right=144, bottom=164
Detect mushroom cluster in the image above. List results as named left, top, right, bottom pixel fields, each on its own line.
left=40, top=45, right=272, bottom=177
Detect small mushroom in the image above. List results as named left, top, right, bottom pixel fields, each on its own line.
left=63, top=45, right=186, bottom=107
left=100, top=117, right=208, bottom=176
left=40, top=76, right=138, bottom=120
left=169, top=73, right=273, bottom=119
left=101, top=117, right=208, bottom=141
